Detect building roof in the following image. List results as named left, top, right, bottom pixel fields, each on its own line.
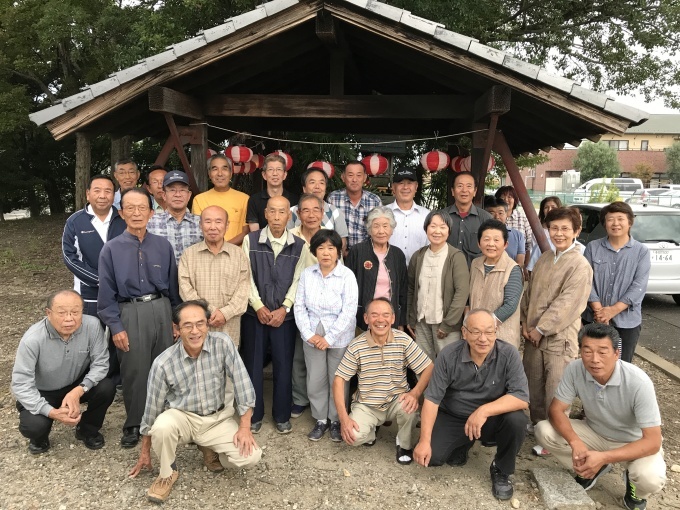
left=626, top=114, right=680, bottom=134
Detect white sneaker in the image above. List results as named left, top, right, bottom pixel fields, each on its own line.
left=526, top=422, right=535, bottom=435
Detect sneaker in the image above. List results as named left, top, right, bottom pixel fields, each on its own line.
left=329, top=421, right=342, bottom=442
left=75, top=428, right=105, bottom=450
left=622, top=470, right=647, bottom=510
left=147, top=469, right=179, bottom=503
left=291, top=404, right=307, bottom=419
left=526, top=422, right=535, bottom=435
left=197, top=445, right=224, bottom=472
left=308, top=420, right=329, bottom=441
left=574, top=463, right=613, bottom=491
left=276, top=421, right=292, bottom=434
left=28, top=439, right=50, bottom=455
left=490, top=461, right=514, bottom=500
left=446, top=443, right=473, bottom=467
left=250, top=421, right=263, bottom=434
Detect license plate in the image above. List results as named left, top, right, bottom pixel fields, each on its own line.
left=651, top=250, right=673, bottom=262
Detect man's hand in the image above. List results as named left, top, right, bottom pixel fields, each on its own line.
left=309, top=334, right=329, bottom=351
left=414, top=440, right=432, bottom=467
left=340, top=417, right=360, bottom=445
left=61, top=387, right=83, bottom=419
left=527, top=328, right=542, bottom=347
left=573, top=450, right=608, bottom=479
left=48, top=407, right=81, bottom=427
left=594, top=306, right=616, bottom=324
left=113, top=330, right=130, bottom=351
left=521, top=323, right=530, bottom=341
left=398, top=391, right=419, bottom=414
left=256, top=306, right=272, bottom=325
left=129, top=450, right=153, bottom=478
left=234, top=426, right=258, bottom=457
left=570, top=438, right=590, bottom=469
left=209, top=309, right=227, bottom=328
left=464, top=407, right=489, bottom=440
left=267, top=307, right=287, bottom=328
left=436, top=329, right=447, bottom=340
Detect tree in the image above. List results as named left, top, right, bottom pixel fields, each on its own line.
left=666, top=142, right=680, bottom=184
left=630, top=162, right=654, bottom=185
left=573, top=141, right=621, bottom=183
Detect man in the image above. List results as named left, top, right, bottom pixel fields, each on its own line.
left=484, top=196, right=526, bottom=267
left=414, top=309, right=529, bottom=501
left=178, top=205, right=250, bottom=346
left=98, top=188, right=181, bottom=448
left=387, top=168, right=430, bottom=265
left=247, top=154, right=298, bottom=231
left=241, top=196, right=309, bottom=434
left=333, top=298, right=433, bottom=464
left=192, top=155, right=250, bottom=245
left=327, top=160, right=382, bottom=255
left=11, top=290, right=115, bottom=454
left=129, top=300, right=261, bottom=503
left=112, top=158, right=141, bottom=209
left=288, top=166, right=349, bottom=254
left=147, top=170, right=203, bottom=264
left=441, top=172, right=493, bottom=266
left=535, top=323, right=665, bottom=510
left=144, top=165, right=168, bottom=212
left=62, top=174, right=126, bottom=317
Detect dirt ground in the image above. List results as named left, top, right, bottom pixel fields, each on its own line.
left=1, top=215, right=679, bottom=509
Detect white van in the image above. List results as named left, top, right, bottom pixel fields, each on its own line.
left=661, top=184, right=680, bottom=191
left=572, top=178, right=643, bottom=203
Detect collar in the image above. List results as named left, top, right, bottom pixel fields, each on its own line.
left=44, top=317, right=81, bottom=343
left=448, top=203, right=480, bottom=217
left=554, top=240, right=578, bottom=262
left=85, top=204, right=113, bottom=223
left=311, top=262, right=341, bottom=277
left=604, top=236, right=634, bottom=252
left=164, top=209, right=199, bottom=225
left=179, top=337, right=211, bottom=359
left=197, top=240, right=231, bottom=254
left=460, top=341, right=498, bottom=365
left=364, top=328, right=394, bottom=347
left=259, top=226, right=296, bottom=246
left=585, top=360, right=622, bottom=387
left=388, top=201, right=424, bottom=213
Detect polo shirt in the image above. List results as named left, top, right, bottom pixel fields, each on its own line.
left=191, top=187, right=249, bottom=241
left=246, top=189, right=299, bottom=229
left=424, top=339, right=529, bottom=417
left=555, top=359, right=661, bottom=443
left=442, top=203, right=493, bottom=266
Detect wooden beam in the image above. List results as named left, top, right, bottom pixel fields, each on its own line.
left=154, top=136, right=175, bottom=167
left=315, top=10, right=337, bottom=47
left=164, top=113, right=199, bottom=197
left=203, top=94, right=473, bottom=118
left=149, top=87, right=203, bottom=119
left=75, top=132, right=91, bottom=210
left=190, top=123, right=209, bottom=192
left=474, top=86, right=511, bottom=122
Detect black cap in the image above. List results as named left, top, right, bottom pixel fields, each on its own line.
left=163, top=170, right=190, bottom=187
left=393, top=168, right=417, bottom=183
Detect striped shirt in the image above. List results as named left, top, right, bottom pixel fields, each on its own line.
left=288, top=202, right=349, bottom=239
left=506, top=208, right=533, bottom=255
left=327, top=189, right=382, bottom=249
left=336, top=329, right=432, bottom=410
left=147, top=210, right=203, bottom=263
left=140, top=332, right=256, bottom=435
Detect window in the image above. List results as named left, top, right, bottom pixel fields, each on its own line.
left=605, top=140, right=629, bottom=150
left=641, top=140, right=649, bottom=151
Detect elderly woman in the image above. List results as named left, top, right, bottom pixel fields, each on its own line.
left=295, top=230, right=358, bottom=442
left=496, top=185, right=533, bottom=256
left=346, top=206, right=408, bottom=331
left=583, top=201, right=650, bottom=363
left=407, top=211, right=469, bottom=360
left=469, top=219, right=524, bottom=348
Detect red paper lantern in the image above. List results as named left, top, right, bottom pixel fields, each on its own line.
left=267, top=150, right=293, bottom=171
left=241, top=161, right=257, bottom=175
left=450, top=156, right=465, bottom=173
left=231, top=161, right=245, bottom=175
left=450, top=155, right=496, bottom=173
left=420, top=150, right=451, bottom=172
left=307, top=160, right=335, bottom=179
left=207, top=148, right=217, bottom=158
left=227, top=145, right=253, bottom=164
left=361, top=153, right=388, bottom=176
left=250, top=153, right=265, bottom=169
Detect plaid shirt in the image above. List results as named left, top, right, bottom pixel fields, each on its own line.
left=288, top=202, right=349, bottom=239
left=327, top=189, right=381, bottom=249
left=147, top=210, right=203, bottom=263
left=140, top=332, right=256, bottom=435
left=506, top=208, right=533, bottom=256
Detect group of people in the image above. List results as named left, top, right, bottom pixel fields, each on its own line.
left=10, top=155, right=664, bottom=509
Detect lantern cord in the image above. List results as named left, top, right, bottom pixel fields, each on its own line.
left=195, top=122, right=486, bottom=147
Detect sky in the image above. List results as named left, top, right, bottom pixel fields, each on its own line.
left=608, top=92, right=679, bottom=115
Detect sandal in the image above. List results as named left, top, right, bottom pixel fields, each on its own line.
left=396, top=445, right=413, bottom=465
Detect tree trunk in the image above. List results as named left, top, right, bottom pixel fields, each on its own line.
left=111, top=134, right=132, bottom=171
left=75, top=132, right=91, bottom=210
left=45, top=176, right=66, bottom=214
left=27, top=185, right=42, bottom=217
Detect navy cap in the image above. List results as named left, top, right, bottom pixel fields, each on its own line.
left=163, top=170, right=190, bottom=187
left=393, top=168, right=417, bottom=182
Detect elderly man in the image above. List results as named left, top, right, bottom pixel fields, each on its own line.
left=178, top=205, right=250, bottom=345
left=241, top=196, right=309, bottom=434
left=247, top=154, right=298, bottom=231
left=112, top=158, right=140, bottom=209
left=98, top=188, right=181, bottom=448
left=414, top=309, right=529, bottom=501
left=387, top=168, right=430, bottom=265
left=441, top=172, right=493, bottom=266
left=129, top=300, right=261, bottom=503
left=147, top=170, right=203, bottom=263
left=11, top=290, right=115, bottom=454
left=144, top=165, right=168, bottom=212
left=192, top=155, right=250, bottom=245
left=333, top=298, right=433, bottom=464
left=535, top=323, right=665, bottom=510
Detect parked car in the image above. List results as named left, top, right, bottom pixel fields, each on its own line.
left=572, top=178, right=644, bottom=204
left=573, top=203, right=680, bottom=305
left=627, top=188, right=674, bottom=204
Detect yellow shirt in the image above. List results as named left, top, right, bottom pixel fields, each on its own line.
left=192, top=188, right=249, bottom=241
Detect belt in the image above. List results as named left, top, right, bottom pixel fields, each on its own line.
left=122, top=293, right=161, bottom=303
left=199, top=404, right=225, bottom=417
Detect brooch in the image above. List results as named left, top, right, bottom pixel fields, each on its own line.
left=363, top=261, right=373, bottom=270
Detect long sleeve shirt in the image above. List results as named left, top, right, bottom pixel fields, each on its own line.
left=97, top=230, right=181, bottom=335
left=11, top=316, right=109, bottom=417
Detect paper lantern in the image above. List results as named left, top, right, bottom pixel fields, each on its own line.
left=450, top=155, right=495, bottom=173
left=450, top=156, right=466, bottom=173
left=232, top=162, right=245, bottom=175
left=207, top=148, right=217, bottom=158
left=267, top=150, right=293, bottom=171
left=241, top=161, right=257, bottom=174
left=420, top=150, right=451, bottom=172
left=307, top=160, right=335, bottom=179
left=227, top=145, right=253, bottom=164
left=250, top=153, right=265, bottom=169
left=361, top=153, right=388, bottom=176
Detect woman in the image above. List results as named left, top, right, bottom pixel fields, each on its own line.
left=496, top=185, right=533, bottom=256
left=346, top=206, right=408, bottom=331
left=526, top=196, right=566, bottom=272
left=469, top=219, right=524, bottom=348
left=583, top=201, right=650, bottom=362
left=294, top=230, right=358, bottom=442
left=407, top=211, right=469, bottom=360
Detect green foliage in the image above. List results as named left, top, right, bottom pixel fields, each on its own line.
left=589, top=184, right=620, bottom=203
left=666, top=142, right=680, bottom=184
left=630, top=162, right=654, bottom=184
left=573, top=142, right=621, bottom=183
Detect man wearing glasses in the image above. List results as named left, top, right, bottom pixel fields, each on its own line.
left=147, top=171, right=203, bottom=264
left=112, top=158, right=141, bottom=210
left=414, top=309, right=529, bottom=501
left=98, top=188, right=181, bottom=448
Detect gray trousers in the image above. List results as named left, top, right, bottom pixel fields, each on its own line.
left=303, top=342, right=347, bottom=423
left=118, top=297, right=174, bottom=430
left=292, top=332, right=309, bottom=406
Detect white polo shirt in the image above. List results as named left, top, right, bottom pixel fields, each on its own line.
left=388, top=201, right=430, bottom=265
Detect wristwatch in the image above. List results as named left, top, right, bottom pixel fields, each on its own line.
left=284, top=306, right=291, bottom=313
left=79, top=384, right=89, bottom=393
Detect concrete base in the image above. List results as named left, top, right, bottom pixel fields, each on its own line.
left=532, top=467, right=596, bottom=509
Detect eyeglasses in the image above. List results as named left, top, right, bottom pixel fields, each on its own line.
left=462, top=326, right=496, bottom=340
left=48, top=309, right=82, bottom=318
left=549, top=226, right=574, bottom=234
left=165, top=189, right=190, bottom=195
left=179, top=321, right=208, bottom=333
left=122, top=205, right=150, bottom=213
left=116, top=170, right=138, bottom=177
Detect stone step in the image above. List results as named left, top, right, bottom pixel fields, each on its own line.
left=532, top=467, right=596, bottom=509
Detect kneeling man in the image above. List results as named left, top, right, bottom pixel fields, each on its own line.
left=535, top=323, right=665, bottom=510
left=129, top=300, right=262, bottom=503
left=414, top=309, right=529, bottom=501
left=333, top=297, right=433, bottom=465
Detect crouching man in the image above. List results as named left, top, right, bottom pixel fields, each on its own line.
left=535, top=323, right=665, bottom=510
left=129, top=300, right=262, bottom=503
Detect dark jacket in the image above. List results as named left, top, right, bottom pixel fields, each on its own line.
left=346, top=239, right=408, bottom=329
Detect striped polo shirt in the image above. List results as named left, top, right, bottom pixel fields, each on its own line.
left=336, top=329, right=432, bottom=411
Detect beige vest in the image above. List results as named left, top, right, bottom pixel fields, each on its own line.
left=469, top=251, right=522, bottom=348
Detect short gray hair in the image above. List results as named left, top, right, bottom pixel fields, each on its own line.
left=366, top=206, right=396, bottom=231
left=462, top=308, right=495, bottom=327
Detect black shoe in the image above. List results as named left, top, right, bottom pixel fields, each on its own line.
left=622, top=470, right=647, bottom=510
left=75, top=428, right=105, bottom=450
left=363, top=426, right=380, bottom=447
left=28, top=439, right=50, bottom=455
left=574, top=463, right=612, bottom=491
left=446, top=443, right=473, bottom=467
left=329, top=421, right=342, bottom=442
left=121, top=426, right=140, bottom=448
left=308, top=420, right=329, bottom=441
left=490, top=461, right=513, bottom=500
left=396, top=446, right=413, bottom=465
left=481, top=440, right=497, bottom=447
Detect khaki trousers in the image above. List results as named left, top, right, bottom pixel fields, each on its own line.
left=535, top=419, right=666, bottom=499
left=415, top=321, right=460, bottom=361
left=522, top=342, right=573, bottom=423
left=149, top=408, right=262, bottom=478
left=349, top=399, right=418, bottom=449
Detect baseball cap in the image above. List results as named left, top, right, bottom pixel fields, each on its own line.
left=163, top=170, right=190, bottom=187
left=393, top=168, right=417, bottom=182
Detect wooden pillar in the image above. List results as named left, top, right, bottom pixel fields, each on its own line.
left=75, top=132, right=91, bottom=210
left=164, top=113, right=199, bottom=197
left=190, top=123, right=209, bottom=192
left=111, top=135, right=132, bottom=170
